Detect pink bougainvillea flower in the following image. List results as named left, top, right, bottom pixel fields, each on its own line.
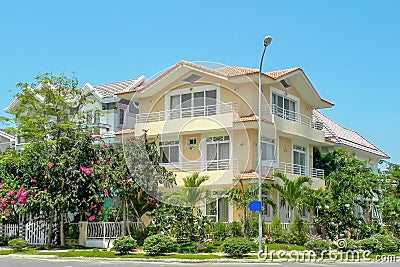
left=6, top=190, right=14, bottom=197
left=85, top=212, right=91, bottom=217
left=148, top=201, right=156, bottom=205
left=103, top=189, right=109, bottom=197
left=103, top=143, right=110, bottom=147
left=0, top=183, right=4, bottom=189
left=3, top=209, right=10, bottom=216
left=44, top=188, right=48, bottom=191
left=31, top=179, right=37, bottom=183
left=97, top=212, right=102, bottom=216
left=99, top=206, right=104, bottom=211
left=79, top=166, right=92, bottom=176
left=91, top=204, right=97, bottom=209
left=130, top=139, right=136, bottom=143
left=49, top=163, right=55, bottom=168
left=88, top=215, right=96, bottom=222
left=10, top=201, right=16, bottom=205
left=93, top=136, right=102, bottom=142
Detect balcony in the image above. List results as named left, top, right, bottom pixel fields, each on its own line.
left=136, top=102, right=237, bottom=123
left=261, top=161, right=324, bottom=179
left=261, top=104, right=324, bottom=130
left=160, top=159, right=238, bottom=172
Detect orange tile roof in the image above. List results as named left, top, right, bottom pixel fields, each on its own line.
left=235, top=171, right=274, bottom=181
left=116, top=60, right=304, bottom=95
left=235, top=115, right=258, bottom=122
left=215, top=66, right=258, bottom=77
left=115, top=129, right=135, bottom=135
left=265, top=67, right=300, bottom=79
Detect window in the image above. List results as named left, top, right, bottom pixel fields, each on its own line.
left=205, top=197, right=229, bottom=222
left=94, top=110, right=100, bottom=124
left=272, top=93, right=297, bottom=121
left=261, top=137, right=275, bottom=161
left=205, top=136, right=230, bottom=170
left=169, top=89, right=217, bottom=118
left=160, top=141, right=179, bottom=163
left=129, top=102, right=139, bottom=114
left=102, top=103, right=116, bottom=110
left=187, top=137, right=197, bottom=148
left=262, top=194, right=273, bottom=218
left=299, top=205, right=308, bottom=218
left=86, top=111, right=93, bottom=124
left=119, top=109, right=124, bottom=125
left=293, top=145, right=306, bottom=175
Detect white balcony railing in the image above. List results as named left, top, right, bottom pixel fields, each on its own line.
left=160, top=159, right=237, bottom=172
left=260, top=104, right=324, bottom=130
left=136, top=102, right=237, bottom=123
left=261, top=161, right=324, bottom=179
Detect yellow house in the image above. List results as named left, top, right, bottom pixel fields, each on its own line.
left=115, top=60, right=379, bottom=223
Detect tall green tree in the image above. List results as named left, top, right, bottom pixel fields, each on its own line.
left=270, top=172, right=311, bottom=223
left=164, top=172, right=210, bottom=207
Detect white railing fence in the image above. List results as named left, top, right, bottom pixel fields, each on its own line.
left=25, top=221, right=48, bottom=245
left=261, top=161, right=324, bottom=179
left=86, top=221, right=140, bottom=239
left=136, top=102, right=238, bottom=123
left=260, top=104, right=324, bottom=130
left=161, top=159, right=238, bottom=172
left=1, top=223, right=19, bottom=237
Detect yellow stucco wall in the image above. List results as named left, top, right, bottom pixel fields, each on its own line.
left=279, top=136, right=292, bottom=163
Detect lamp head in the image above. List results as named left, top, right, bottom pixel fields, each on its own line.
left=263, top=36, right=272, bottom=47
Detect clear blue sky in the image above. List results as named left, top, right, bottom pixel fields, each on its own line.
left=1, top=1, right=399, bottom=164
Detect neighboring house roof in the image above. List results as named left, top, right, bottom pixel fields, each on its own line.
left=314, top=110, right=389, bottom=159
left=0, top=130, right=16, bottom=142
left=92, top=76, right=146, bottom=99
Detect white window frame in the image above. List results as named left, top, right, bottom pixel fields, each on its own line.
left=270, top=87, right=300, bottom=120
left=204, top=196, right=230, bottom=222
left=159, top=140, right=180, bottom=165
left=165, top=84, right=220, bottom=115
left=292, top=144, right=307, bottom=176
left=203, top=136, right=231, bottom=171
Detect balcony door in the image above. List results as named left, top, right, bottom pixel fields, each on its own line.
left=293, top=145, right=306, bottom=175
left=205, top=136, right=230, bottom=171
left=272, top=93, right=297, bottom=121
left=169, top=89, right=217, bottom=119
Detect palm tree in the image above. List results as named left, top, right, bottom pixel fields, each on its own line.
left=271, top=172, right=311, bottom=223
left=164, top=172, right=210, bottom=207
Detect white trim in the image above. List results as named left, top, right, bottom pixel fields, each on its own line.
left=270, top=86, right=300, bottom=112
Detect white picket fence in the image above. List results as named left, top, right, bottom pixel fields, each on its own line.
left=86, top=221, right=140, bottom=239
left=2, top=224, right=19, bottom=237
left=25, top=221, right=48, bottom=245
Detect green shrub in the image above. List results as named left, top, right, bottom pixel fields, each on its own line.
left=358, top=234, right=399, bottom=253
left=142, top=234, right=176, bottom=255
left=265, top=217, right=288, bottom=243
left=112, top=236, right=137, bottom=254
left=222, top=237, right=253, bottom=257
left=342, top=239, right=359, bottom=250
left=227, top=221, right=243, bottom=237
left=304, top=239, right=329, bottom=254
left=288, top=217, right=309, bottom=245
left=0, top=236, right=10, bottom=246
left=130, top=226, right=150, bottom=246
left=212, top=222, right=228, bottom=241
left=8, top=238, right=29, bottom=251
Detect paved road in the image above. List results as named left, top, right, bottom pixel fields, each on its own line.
left=0, top=257, right=399, bottom=267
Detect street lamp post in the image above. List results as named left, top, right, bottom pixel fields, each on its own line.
left=258, top=35, right=272, bottom=253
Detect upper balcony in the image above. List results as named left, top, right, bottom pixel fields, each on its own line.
left=260, top=104, right=326, bottom=143
left=135, top=102, right=238, bottom=136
